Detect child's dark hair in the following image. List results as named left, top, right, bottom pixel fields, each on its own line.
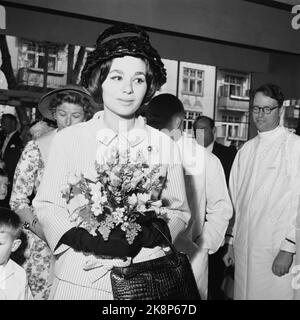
left=0, top=207, right=22, bottom=239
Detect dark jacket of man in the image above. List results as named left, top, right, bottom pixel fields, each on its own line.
left=208, top=141, right=237, bottom=300
left=2, top=131, right=23, bottom=185
left=212, top=142, right=237, bottom=185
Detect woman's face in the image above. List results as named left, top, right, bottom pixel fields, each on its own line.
left=54, top=102, right=86, bottom=131
left=101, top=56, right=147, bottom=119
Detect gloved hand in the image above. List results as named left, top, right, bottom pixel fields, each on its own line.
left=140, top=217, right=171, bottom=248
left=58, top=226, right=143, bottom=258
left=57, top=217, right=171, bottom=258
left=135, top=210, right=157, bottom=224
left=94, top=227, right=143, bottom=258
left=56, top=227, right=95, bottom=252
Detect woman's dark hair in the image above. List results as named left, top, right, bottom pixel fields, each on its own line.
left=87, top=57, right=159, bottom=106
left=251, top=83, right=285, bottom=107
left=49, top=91, right=95, bottom=120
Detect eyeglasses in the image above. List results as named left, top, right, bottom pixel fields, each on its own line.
left=252, top=106, right=279, bottom=114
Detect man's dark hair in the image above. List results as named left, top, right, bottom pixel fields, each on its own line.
left=193, top=115, right=215, bottom=137
left=1, top=113, right=17, bottom=124
left=145, top=93, right=185, bottom=130
left=251, top=83, right=285, bottom=107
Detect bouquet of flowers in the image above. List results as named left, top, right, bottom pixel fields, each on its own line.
left=61, top=147, right=168, bottom=245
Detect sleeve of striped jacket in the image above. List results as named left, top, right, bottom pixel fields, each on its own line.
left=160, top=139, right=191, bottom=242
left=32, top=133, right=74, bottom=255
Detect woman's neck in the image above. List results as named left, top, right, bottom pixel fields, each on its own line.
left=103, top=109, right=136, bottom=133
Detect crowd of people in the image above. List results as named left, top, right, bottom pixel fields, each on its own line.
left=0, top=22, right=299, bottom=300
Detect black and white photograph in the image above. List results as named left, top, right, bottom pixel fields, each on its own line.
left=0, top=0, right=300, bottom=308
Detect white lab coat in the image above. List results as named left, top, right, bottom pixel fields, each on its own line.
left=229, top=126, right=300, bottom=300
left=174, top=134, right=233, bottom=299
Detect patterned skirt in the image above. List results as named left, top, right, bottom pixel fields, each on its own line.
left=22, top=229, right=54, bottom=300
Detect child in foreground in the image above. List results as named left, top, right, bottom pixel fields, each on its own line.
left=0, top=207, right=33, bottom=300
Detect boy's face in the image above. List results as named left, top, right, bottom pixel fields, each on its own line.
left=0, top=227, right=21, bottom=266
left=0, top=176, right=9, bottom=200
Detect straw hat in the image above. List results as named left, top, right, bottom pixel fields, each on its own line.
left=38, top=85, right=101, bottom=120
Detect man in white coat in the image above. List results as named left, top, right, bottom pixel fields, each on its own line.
left=145, top=93, right=233, bottom=299
left=223, top=83, right=300, bottom=300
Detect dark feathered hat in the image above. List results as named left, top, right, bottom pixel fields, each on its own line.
left=80, top=23, right=167, bottom=89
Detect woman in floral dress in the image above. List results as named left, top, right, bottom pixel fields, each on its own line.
left=9, top=85, right=99, bottom=299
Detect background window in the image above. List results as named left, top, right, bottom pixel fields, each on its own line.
left=182, top=67, right=204, bottom=95
left=24, top=41, right=58, bottom=71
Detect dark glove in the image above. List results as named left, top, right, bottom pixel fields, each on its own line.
left=94, top=227, right=143, bottom=258
left=56, top=227, right=97, bottom=252
left=57, top=226, right=142, bottom=258
left=135, top=210, right=157, bottom=224
left=140, top=218, right=171, bottom=248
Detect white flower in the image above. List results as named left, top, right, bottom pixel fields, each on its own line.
left=91, top=203, right=102, bottom=216
left=61, top=184, right=71, bottom=195
left=68, top=197, right=82, bottom=214
left=77, top=194, right=89, bottom=206
left=90, top=183, right=101, bottom=195
left=137, top=204, right=147, bottom=212
left=101, top=194, right=108, bottom=203
left=89, top=182, right=104, bottom=205
left=148, top=200, right=163, bottom=214
left=113, top=208, right=126, bottom=224
left=137, top=193, right=151, bottom=204
left=128, top=194, right=138, bottom=206
left=68, top=172, right=82, bottom=185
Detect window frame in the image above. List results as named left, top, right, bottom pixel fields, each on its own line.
left=182, top=67, right=204, bottom=96
left=24, top=41, right=59, bottom=72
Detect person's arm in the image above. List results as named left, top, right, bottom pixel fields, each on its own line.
left=200, top=151, right=233, bottom=254
left=225, top=151, right=240, bottom=245
left=9, top=141, right=46, bottom=241
left=273, top=216, right=295, bottom=277
left=222, top=151, right=240, bottom=265
left=272, top=138, right=300, bottom=277
left=272, top=174, right=299, bottom=276
left=159, top=138, right=190, bottom=242
left=32, top=132, right=76, bottom=255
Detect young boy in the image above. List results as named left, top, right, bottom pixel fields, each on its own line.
left=0, top=207, right=33, bottom=300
